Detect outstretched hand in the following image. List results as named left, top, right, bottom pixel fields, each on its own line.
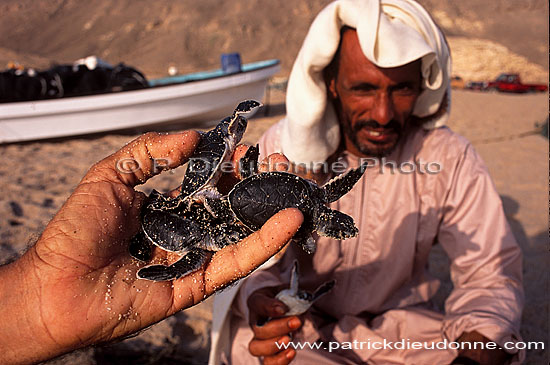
left=0, top=131, right=303, bottom=365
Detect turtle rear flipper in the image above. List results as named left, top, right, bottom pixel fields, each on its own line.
left=292, top=233, right=316, bottom=254
left=314, top=205, right=358, bottom=239
left=137, top=248, right=207, bottom=281
left=322, top=162, right=368, bottom=203
left=203, top=196, right=233, bottom=220
left=200, top=220, right=252, bottom=251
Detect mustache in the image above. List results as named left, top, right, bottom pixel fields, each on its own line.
left=354, top=120, right=402, bottom=132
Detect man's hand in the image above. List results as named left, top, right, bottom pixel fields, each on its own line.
left=0, top=131, right=303, bottom=365
left=247, top=287, right=303, bottom=364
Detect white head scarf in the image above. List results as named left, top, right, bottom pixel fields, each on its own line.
left=281, top=0, right=451, bottom=165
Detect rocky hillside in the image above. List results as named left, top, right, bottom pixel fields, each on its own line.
left=0, top=0, right=547, bottom=82
left=419, top=0, right=549, bottom=83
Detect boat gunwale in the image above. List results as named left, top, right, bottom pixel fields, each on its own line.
left=0, top=60, right=280, bottom=119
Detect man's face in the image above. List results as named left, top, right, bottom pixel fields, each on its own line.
left=328, top=29, right=422, bottom=158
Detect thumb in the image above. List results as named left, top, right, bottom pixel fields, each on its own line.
left=248, top=288, right=289, bottom=323
left=82, top=131, right=201, bottom=187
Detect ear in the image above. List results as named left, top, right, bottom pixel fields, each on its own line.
left=323, top=66, right=338, bottom=100
left=327, top=77, right=338, bottom=100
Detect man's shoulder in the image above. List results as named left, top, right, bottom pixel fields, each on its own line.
left=423, top=126, right=470, bottom=149
left=414, top=126, right=490, bottom=181
left=416, top=126, right=473, bottom=161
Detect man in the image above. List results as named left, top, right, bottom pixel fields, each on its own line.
left=210, top=1, right=524, bottom=364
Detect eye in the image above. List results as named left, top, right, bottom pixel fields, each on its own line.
left=391, top=82, right=419, bottom=96
left=349, top=83, right=377, bottom=95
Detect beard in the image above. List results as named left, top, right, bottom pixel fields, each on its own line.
left=340, top=117, right=404, bottom=158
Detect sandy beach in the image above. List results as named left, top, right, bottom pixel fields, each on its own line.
left=0, top=86, right=547, bottom=363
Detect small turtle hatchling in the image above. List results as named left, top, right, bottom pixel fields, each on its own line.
left=275, top=260, right=335, bottom=316
left=227, top=155, right=367, bottom=254
left=130, top=100, right=260, bottom=281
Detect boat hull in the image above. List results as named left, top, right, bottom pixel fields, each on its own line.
left=0, top=61, right=280, bottom=143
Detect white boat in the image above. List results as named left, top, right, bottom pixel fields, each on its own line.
left=0, top=59, right=280, bottom=143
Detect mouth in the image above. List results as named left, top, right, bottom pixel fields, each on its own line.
left=345, top=119, right=404, bottom=157
left=361, top=128, right=398, bottom=144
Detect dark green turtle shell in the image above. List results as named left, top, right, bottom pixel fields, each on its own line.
left=228, top=171, right=320, bottom=230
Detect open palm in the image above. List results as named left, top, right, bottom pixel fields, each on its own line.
left=0, top=131, right=302, bottom=364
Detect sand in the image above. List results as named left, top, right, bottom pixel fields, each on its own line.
left=0, top=87, right=547, bottom=363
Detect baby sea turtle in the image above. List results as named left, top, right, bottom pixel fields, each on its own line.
left=227, top=157, right=367, bottom=254
left=131, top=100, right=260, bottom=281
left=130, top=99, right=365, bottom=281
left=148, top=99, right=261, bottom=212
left=276, top=260, right=335, bottom=316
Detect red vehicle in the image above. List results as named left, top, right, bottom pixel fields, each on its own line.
left=486, top=73, right=548, bottom=93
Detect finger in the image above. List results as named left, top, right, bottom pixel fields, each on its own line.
left=248, top=292, right=288, bottom=319
left=203, top=208, right=303, bottom=295
left=249, top=335, right=291, bottom=357
left=263, top=348, right=296, bottom=365
left=215, top=144, right=251, bottom=194
left=83, top=131, right=201, bottom=187
left=232, top=144, right=251, bottom=179
left=259, top=153, right=290, bottom=173
left=252, top=316, right=302, bottom=340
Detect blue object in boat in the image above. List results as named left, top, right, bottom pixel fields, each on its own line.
left=221, top=53, right=242, bottom=74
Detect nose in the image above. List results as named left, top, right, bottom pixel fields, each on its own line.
left=372, top=92, right=394, bottom=126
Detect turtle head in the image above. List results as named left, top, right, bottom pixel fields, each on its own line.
left=234, top=99, right=261, bottom=114
left=224, top=100, right=262, bottom=143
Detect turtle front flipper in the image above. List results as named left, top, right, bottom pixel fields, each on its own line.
left=239, top=144, right=260, bottom=179
left=314, top=205, right=358, bottom=240
left=147, top=189, right=181, bottom=211
left=289, top=260, right=300, bottom=295
left=137, top=248, right=207, bottom=281
left=322, top=161, right=368, bottom=203
left=312, top=280, right=336, bottom=301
